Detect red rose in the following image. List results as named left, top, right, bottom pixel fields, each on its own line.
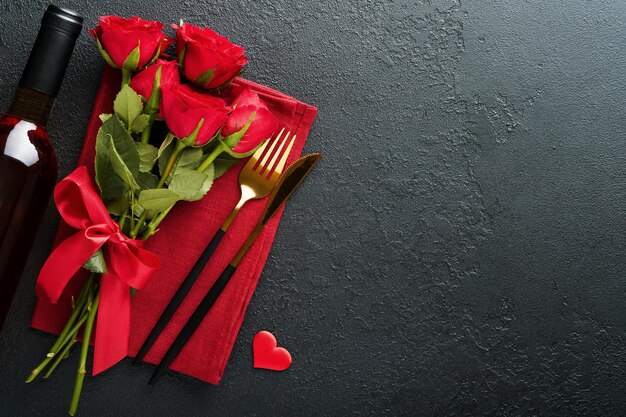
left=162, top=84, right=230, bottom=146
left=130, top=59, right=180, bottom=118
left=89, top=16, right=173, bottom=70
left=222, top=88, right=279, bottom=153
left=173, top=23, right=247, bottom=89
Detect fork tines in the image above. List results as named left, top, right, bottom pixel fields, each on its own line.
left=254, top=129, right=296, bottom=177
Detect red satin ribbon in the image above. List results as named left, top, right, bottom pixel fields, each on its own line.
left=36, top=166, right=160, bottom=375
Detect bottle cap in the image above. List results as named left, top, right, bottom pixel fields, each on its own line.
left=41, top=4, right=83, bottom=38
left=18, top=4, right=84, bottom=97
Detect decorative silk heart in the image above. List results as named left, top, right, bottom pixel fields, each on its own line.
left=253, top=331, right=292, bottom=371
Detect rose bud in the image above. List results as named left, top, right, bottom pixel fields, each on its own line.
left=130, top=59, right=180, bottom=118
left=89, top=16, right=173, bottom=72
left=162, top=84, right=230, bottom=146
left=221, top=88, right=279, bottom=154
left=173, top=23, right=247, bottom=90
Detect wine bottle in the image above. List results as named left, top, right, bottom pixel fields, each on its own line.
left=0, top=5, right=82, bottom=330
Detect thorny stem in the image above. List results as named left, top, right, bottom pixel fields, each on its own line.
left=196, top=143, right=224, bottom=173
left=25, top=275, right=94, bottom=383
left=140, top=123, right=153, bottom=144
left=157, top=139, right=186, bottom=188
left=118, top=212, right=128, bottom=234
left=69, top=292, right=99, bottom=416
left=43, top=329, right=78, bottom=379
left=142, top=204, right=174, bottom=239
left=130, top=211, right=148, bottom=239
left=121, top=69, right=132, bottom=87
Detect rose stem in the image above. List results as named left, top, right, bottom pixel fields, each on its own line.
left=156, top=140, right=186, bottom=188
left=43, top=326, right=79, bottom=378
left=129, top=209, right=136, bottom=233
left=130, top=213, right=147, bottom=240
left=69, top=292, right=99, bottom=416
left=142, top=204, right=174, bottom=239
left=118, top=211, right=127, bottom=233
left=140, top=65, right=161, bottom=144
left=40, top=292, right=92, bottom=379
left=25, top=275, right=94, bottom=382
left=140, top=123, right=153, bottom=144
left=41, top=296, right=95, bottom=378
left=196, top=143, right=224, bottom=173
left=121, top=69, right=132, bottom=88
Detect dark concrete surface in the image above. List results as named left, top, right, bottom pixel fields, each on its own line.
left=1, top=0, right=626, bottom=415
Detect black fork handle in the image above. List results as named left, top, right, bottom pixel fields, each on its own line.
left=133, top=228, right=226, bottom=365
left=148, top=264, right=237, bottom=385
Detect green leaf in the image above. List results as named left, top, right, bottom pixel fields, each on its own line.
left=157, top=133, right=175, bottom=159
left=158, top=141, right=174, bottom=177
left=122, top=43, right=141, bottom=72
left=94, top=115, right=141, bottom=198
left=83, top=249, right=107, bottom=274
left=194, top=68, right=215, bottom=88
left=138, top=188, right=179, bottom=212
left=138, top=171, right=158, bottom=190
left=200, top=163, right=215, bottom=196
left=99, top=113, right=112, bottom=123
left=114, top=84, right=144, bottom=130
left=169, top=164, right=215, bottom=201
left=95, top=117, right=131, bottom=200
left=109, top=136, right=140, bottom=191
left=130, top=114, right=151, bottom=133
left=98, top=115, right=140, bottom=174
left=213, top=154, right=239, bottom=179
left=105, top=196, right=130, bottom=215
left=136, top=142, right=158, bottom=172
left=169, top=169, right=208, bottom=201
left=159, top=147, right=205, bottom=193
left=177, top=148, right=204, bottom=171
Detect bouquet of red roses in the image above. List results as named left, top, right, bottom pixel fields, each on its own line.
left=26, top=16, right=278, bottom=415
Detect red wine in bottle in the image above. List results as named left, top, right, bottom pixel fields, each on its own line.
left=0, top=5, right=82, bottom=330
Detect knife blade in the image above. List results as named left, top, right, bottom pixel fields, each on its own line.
left=149, top=152, right=322, bottom=385
left=230, top=152, right=322, bottom=267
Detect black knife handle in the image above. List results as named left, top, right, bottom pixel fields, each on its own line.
left=133, top=228, right=226, bottom=365
left=148, top=264, right=237, bottom=385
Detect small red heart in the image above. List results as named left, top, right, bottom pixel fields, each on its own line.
left=253, top=330, right=292, bottom=371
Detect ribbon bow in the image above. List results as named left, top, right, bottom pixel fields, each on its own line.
left=36, top=166, right=160, bottom=375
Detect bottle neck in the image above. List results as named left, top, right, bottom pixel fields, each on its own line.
left=7, top=87, right=54, bottom=126
left=19, top=6, right=82, bottom=98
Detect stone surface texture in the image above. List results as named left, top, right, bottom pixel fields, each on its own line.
left=1, top=0, right=626, bottom=416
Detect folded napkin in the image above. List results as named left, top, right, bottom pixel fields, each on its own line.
left=31, top=66, right=317, bottom=384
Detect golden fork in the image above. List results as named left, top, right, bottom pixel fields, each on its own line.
left=221, top=128, right=296, bottom=231
left=133, top=128, right=296, bottom=364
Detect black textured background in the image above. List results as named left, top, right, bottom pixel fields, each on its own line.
left=1, top=0, right=626, bottom=416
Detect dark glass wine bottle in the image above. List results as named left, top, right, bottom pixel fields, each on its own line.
left=0, top=5, right=82, bottom=330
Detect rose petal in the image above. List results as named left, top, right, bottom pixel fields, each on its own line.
left=93, top=16, right=168, bottom=69
left=162, top=84, right=229, bottom=145
left=173, top=22, right=247, bottom=89
left=231, top=107, right=278, bottom=153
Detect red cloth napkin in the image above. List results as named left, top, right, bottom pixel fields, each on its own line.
left=31, top=66, right=317, bottom=384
